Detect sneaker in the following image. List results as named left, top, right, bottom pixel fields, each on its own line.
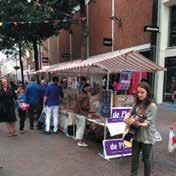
left=44, top=131, right=51, bottom=135
left=30, top=126, right=34, bottom=130
left=77, top=142, right=88, bottom=147
left=52, top=131, right=58, bottom=134
left=19, top=130, right=25, bottom=134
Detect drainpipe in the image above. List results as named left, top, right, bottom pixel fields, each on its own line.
left=112, top=0, right=115, bottom=52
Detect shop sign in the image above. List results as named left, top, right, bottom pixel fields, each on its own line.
left=103, top=139, right=132, bottom=159
left=103, top=38, right=112, bottom=46
left=144, top=26, right=159, bottom=32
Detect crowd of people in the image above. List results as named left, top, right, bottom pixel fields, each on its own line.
left=0, top=76, right=91, bottom=146
left=0, top=76, right=161, bottom=176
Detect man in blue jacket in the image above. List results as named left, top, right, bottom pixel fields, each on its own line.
left=25, top=77, right=42, bottom=129
left=43, top=76, right=63, bottom=134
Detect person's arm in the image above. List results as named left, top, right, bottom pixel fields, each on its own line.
left=135, top=103, right=157, bottom=128
left=124, top=105, right=136, bottom=125
left=172, top=90, right=176, bottom=100
left=43, top=96, right=47, bottom=107
left=58, top=85, right=64, bottom=98
left=43, top=86, right=49, bottom=107
left=25, top=87, right=29, bottom=104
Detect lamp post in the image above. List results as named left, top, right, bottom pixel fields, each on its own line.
left=14, top=66, right=20, bottom=83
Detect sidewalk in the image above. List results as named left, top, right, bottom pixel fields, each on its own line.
left=0, top=104, right=176, bottom=176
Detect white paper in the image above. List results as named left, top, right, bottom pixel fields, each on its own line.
left=106, top=122, right=126, bottom=136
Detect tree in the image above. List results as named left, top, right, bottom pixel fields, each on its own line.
left=0, top=0, right=86, bottom=83
left=2, top=41, right=32, bottom=85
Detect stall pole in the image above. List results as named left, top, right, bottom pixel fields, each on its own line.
left=106, top=71, right=110, bottom=90
left=139, top=71, right=142, bottom=82
left=104, top=71, right=110, bottom=140
left=98, top=71, right=111, bottom=160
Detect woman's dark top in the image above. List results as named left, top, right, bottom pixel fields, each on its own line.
left=0, top=88, right=16, bottom=122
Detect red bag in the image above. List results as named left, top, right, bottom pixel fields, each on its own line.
left=172, top=136, right=176, bottom=145
left=20, top=103, right=29, bottom=111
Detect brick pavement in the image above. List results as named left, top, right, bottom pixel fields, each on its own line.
left=0, top=104, right=176, bottom=176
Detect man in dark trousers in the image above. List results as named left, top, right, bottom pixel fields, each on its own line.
left=25, top=76, right=42, bottom=129
left=43, top=76, right=63, bottom=134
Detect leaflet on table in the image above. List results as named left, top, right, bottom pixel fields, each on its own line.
left=106, top=107, right=132, bottom=136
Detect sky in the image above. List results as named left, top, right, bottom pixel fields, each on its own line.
left=0, top=51, right=6, bottom=62
left=0, top=51, right=16, bottom=74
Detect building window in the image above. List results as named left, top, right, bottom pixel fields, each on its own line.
left=163, top=57, right=176, bottom=102
left=169, top=6, right=176, bottom=47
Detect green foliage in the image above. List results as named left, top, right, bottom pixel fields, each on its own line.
left=0, top=0, right=85, bottom=48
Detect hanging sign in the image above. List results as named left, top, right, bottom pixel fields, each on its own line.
left=144, top=26, right=159, bottom=32
left=118, top=71, right=132, bottom=90
left=103, top=38, right=112, bottom=46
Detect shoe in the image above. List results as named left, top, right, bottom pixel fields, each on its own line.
left=77, top=142, right=88, bottom=147
left=44, top=131, right=51, bottom=135
left=37, top=126, right=43, bottom=130
left=52, top=131, right=58, bottom=134
left=7, top=133, right=13, bottom=137
left=12, top=132, right=18, bottom=136
left=19, top=130, right=25, bottom=134
left=0, top=166, right=3, bottom=169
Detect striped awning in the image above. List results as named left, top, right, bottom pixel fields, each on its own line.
left=50, top=60, right=82, bottom=73
left=49, top=50, right=165, bottom=74
left=36, top=66, right=51, bottom=73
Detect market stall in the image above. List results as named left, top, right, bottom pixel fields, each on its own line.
left=46, top=47, right=165, bottom=159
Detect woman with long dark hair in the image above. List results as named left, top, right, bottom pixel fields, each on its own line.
left=0, top=79, right=17, bottom=137
left=124, top=81, right=158, bottom=176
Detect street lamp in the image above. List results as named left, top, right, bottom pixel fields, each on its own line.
left=27, top=0, right=31, bottom=3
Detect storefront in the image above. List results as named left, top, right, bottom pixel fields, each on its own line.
left=163, top=57, right=176, bottom=101
left=155, top=2, right=176, bottom=103
left=163, top=5, right=176, bottom=102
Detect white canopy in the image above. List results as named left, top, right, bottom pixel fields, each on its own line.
left=36, top=44, right=166, bottom=75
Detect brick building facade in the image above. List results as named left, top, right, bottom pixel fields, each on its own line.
left=41, top=0, right=153, bottom=64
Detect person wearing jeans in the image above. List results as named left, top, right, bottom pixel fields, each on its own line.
left=124, top=82, right=159, bottom=176
left=131, top=140, right=152, bottom=176
left=17, top=86, right=28, bottom=134
left=25, top=77, right=42, bottom=129
left=43, top=76, right=63, bottom=134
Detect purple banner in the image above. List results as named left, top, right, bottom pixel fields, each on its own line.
left=103, top=139, right=132, bottom=159
left=107, top=107, right=132, bottom=123
left=119, top=71, right=132, bottom=90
